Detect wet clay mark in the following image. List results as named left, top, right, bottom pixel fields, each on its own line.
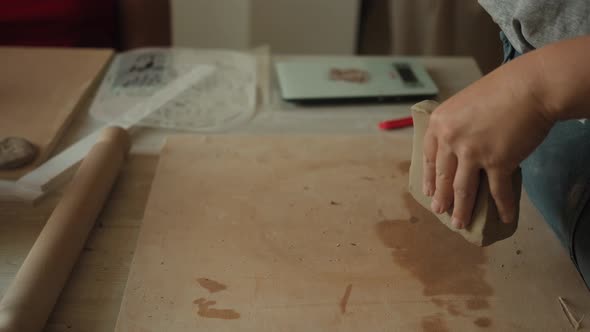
left=431, top=298, right=445, bottom=308
left=421, top=314, right=449, bottom=332
left=397, top=160, right=411, bottom=174
left=193, top=298, right=240, bottom=320
left=196, top=278, right=227, bottom=293
left=446, top=303, right=461, bottom=316
left=431, top=298, right=463, bottom=317
left=474, top=317, right=492, bottom=328
left=375, top=192, right=493, bottom=298
left=466, top=298, right=490, bottom=310
left=339, top=284, right=353, bottom=314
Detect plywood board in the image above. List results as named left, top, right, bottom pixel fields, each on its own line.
left=0, top=47, right=113, bottom=179
left=117, top=135, right=590, bottom=331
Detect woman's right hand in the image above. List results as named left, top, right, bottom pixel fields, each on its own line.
left=422, top=51, right=556, bottom=228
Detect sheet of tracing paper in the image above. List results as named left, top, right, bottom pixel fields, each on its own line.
left=89, top=48, right=258, bottom=133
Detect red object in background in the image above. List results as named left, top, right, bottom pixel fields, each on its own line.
left=378, top=116, right=414, bottom=130
left=0, top=0, right=117, bottom=47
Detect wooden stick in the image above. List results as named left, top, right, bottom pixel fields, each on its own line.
left=0, top=127, right=130, bottom=332
left=558, top=296, right=584, bottom=330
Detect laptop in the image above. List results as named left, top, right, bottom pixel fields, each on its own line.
left=275, top=57, right=438, bottom=104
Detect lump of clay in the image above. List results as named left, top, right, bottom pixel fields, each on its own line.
left=408, top=100, right=521, bottom=247
left=0, top=137, right=38, bottom=170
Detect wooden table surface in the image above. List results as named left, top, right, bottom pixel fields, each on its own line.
left=6, top=56, right=582, bottom=331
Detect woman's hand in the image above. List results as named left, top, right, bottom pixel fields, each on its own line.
left=423, top=54, right=555, bottom=228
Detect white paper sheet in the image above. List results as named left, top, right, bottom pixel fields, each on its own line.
left=89, top=48, right=257, bottom=132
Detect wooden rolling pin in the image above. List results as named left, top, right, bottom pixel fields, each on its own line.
left=0, top=127, right=130, bottom=332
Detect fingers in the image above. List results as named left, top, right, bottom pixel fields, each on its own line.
left=450, top=163, right=480, bottom=229
left=487, top=169, right=516, bottom=223
left=431, top=147, right=457, bottom=214
left=422, top=131, right=437, bottom=197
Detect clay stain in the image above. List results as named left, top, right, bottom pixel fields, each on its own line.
left=375, top=193, right=493, bottom=298
left=339, top=284, right=353, bottom=314
left=474, top=317, right=492, bottom=328
left=196, top=278, right=227, bottom=293
left=193, top=298, right=240, bottom=320
left=466, top=298, right=490, bottom=310
left=431, top=298, right=463, bottom=316
left=446, top=303, right=461, bottom=316
left=397, top=160, right=411, bottom=174
left=431, top=298, right=445, bottom=307
left=421, top=314, right=449, bottom=332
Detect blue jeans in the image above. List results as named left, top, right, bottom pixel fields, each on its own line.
left=501, top=32, right=590, bottom=287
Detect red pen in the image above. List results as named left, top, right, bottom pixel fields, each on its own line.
left=378, top=116, right=413, bottom=130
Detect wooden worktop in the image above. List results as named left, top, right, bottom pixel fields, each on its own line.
left=7, top=56, right=580, bottom=331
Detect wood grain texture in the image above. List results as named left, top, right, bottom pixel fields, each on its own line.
left=116, top=135, right=590, bottom=331
left=0, top=47, right=113, bottom=179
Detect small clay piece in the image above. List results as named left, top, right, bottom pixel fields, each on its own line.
left=0, top=137, right=38, bottom=169
left=329, top=68, right=370, bottom=83
left=408, top=100, right=521, bottom=246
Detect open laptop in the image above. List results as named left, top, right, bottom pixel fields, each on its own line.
left=275, top=57, right=438, bottom=104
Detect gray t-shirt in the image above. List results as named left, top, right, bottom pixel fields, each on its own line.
left=478, top=0, right=590, bottom=53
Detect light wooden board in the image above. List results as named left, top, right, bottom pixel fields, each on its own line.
left=117, top=135, right=590, bottom=331
left=0, top=47, right=113, bottom=179
left=0, top=65, right=214, bottom=203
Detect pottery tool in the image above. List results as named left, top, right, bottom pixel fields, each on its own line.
left=558, top=296, right=585, bottom=330
left=0, top=65, right=215, bottom=203
left=378, top=116, right=414, bottom=130
left=408, top=100, right=521, bottom=246
left=0, top=127, right=129, bottom=332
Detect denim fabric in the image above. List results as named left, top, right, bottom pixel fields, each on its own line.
left=500, top=31, right=590, bottom=287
